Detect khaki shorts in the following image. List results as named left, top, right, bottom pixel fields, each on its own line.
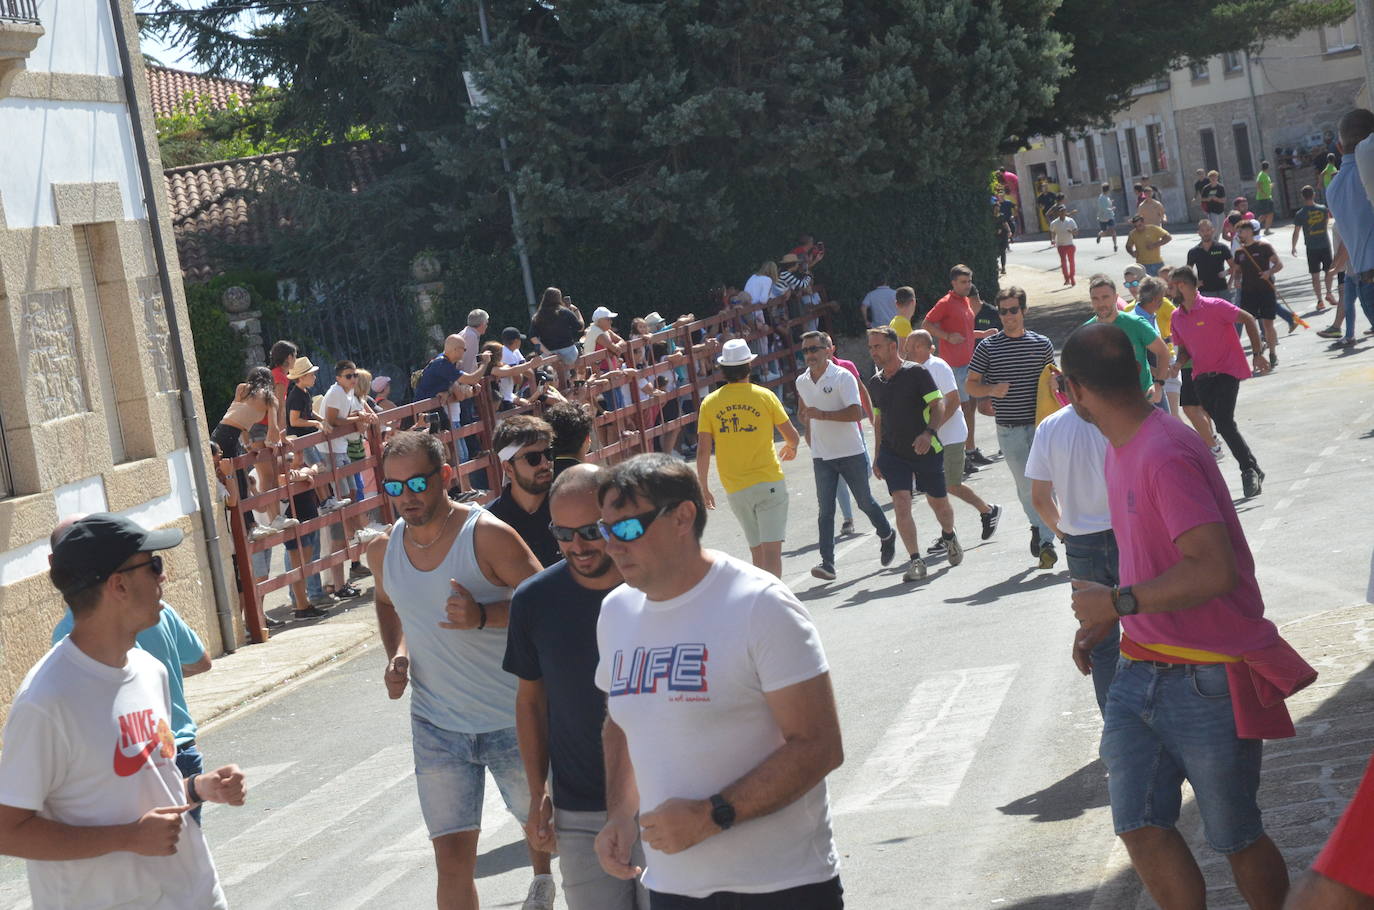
left=726, top=479, right=789, bottom=547
left=942, top=444, right=965, bottom=491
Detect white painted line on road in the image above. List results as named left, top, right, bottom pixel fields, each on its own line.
left=1290, top=478, right=1310, bottom=491
left=1320, top=446, right=1337, bottom=457
left=214, top=744, right=415, bottom=888
left=336, top=822, right=432, bottom=910
left=1274, top=497, right=1294, bottom=511
left=835, top=664, right=1019, bottom=814
left=1305, top=461, right=1325, bottom=475
left=1259, top=517, right=1281, bottom=532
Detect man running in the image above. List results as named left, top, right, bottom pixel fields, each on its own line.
left=1255, top=160, right=1276, bottom=233
left=867, top=325, right=964, bottom=581
left=486, top=415, right=561, bottom=568
left=921, top=264, right=997, bottom=470
left=1290, top=185, right=1335, bottom=311
left=795, top=330, right=896, bottom=580
left=1234, top=219, right=1285, bottom=368
left=1169, top=266, right=1271, bottom=498
left=696, top=338, right=800, bottom=578
left=1125, top=214, right=1171, bottom=277
left=505, top=465, right=649, bottom=910
left=890, top=285, right=918, bottom=340
left=906, top=330, right=1002, bottom=551
left=0, top=514, right=246, bottom=908
left=367, top=430, right=554, bottom=910
left=1326, top=109, right=1374, bottom=348
left=593, top=454, right=845, bottom=908
left=1063, top=323, right=1309, bottom=910
left=1096, top=182, right=1119, bottom=250
left=966, top=288, right=1059, bottom=569
left=1085, top=275, right=1170, bottom=406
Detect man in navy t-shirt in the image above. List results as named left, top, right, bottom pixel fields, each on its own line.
left=504, top=465, right=648, bottom=909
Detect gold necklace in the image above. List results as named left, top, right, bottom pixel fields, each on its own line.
left=408, top=505, right=458, bottom=550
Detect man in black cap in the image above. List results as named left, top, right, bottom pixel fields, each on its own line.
left=0, top=514, right=247, bottom=909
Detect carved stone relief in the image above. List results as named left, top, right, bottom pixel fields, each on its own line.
left=21, top=289, right=89, bottom=422
left=137, top=276, right=175, bottom=392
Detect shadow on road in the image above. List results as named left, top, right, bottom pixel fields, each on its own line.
left=944, top=569, right=1064, bottom=606
left=998, top=760, right=1110, bottom=823
left=475, top=838, right=531, bottom=880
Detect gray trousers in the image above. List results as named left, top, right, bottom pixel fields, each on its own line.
left=555, top=807, right=649, bottom=910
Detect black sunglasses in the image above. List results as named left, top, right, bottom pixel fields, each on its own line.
left=997, top=305, right=1023, bottom=315
left=383, top=467, right=441, bottom=497
left=342, top=373, right=357, bottom=379
left=112, top=554, right=164, bottom=578
left=549, top=521, right=602, bottom=542
left=801, top=345, right=827, bottom=354
left=597, top=503, right=678, bottom=542
left=512, top=448, right=553, bottom=468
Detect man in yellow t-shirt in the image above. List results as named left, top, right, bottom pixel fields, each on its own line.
left=889, top=285, right=918, bottom=339
left=1124, top=214, right=1172, bottom=276
left=697, top=339, right=801, bottom=578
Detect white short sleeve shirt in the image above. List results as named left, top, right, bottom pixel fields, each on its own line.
left=322, top=382, right=362, bottom=454
left=1023, top=406, right=1112, bottom=535
left=919, top=355, right=969, bottom=446
left=795, top=362, right=866, bottom=461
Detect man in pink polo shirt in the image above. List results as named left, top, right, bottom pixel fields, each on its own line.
left=1168, top=265, right=1270, bottom=498
left=1061, top=322, right=1310, bottom=910
left=921, top=264, right=998, bottom=471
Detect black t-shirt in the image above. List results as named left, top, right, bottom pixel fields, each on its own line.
left=503, top=562, right=611, bottom=812
left=485, top=490, right=560, bottom=568
left=530, top=308, right=583, bottom=351
left=1200, top=183, right=1227, bottom=213
left=1236, top=242, right=1278, bottom=296
left=1194, top=178, right=1208, bottom=198
left=867, top=362, right=943, bottom=456
left=974, top=303, right=1003, bottom=333
left=283, top=488, right=320, bottom=550
left=1186, top=242, right=1232, bottom=293
left=1037, top=191, right=1057, bottom=214
left=285, top=384, right=316, bottom=437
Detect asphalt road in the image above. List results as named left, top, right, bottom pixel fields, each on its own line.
left=1, top=231, right=1371, bottom=908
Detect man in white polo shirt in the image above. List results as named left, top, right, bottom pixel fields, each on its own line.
left=795, top=331, right=896, bottom=580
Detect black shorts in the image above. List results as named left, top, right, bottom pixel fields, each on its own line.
left=1306, top=247, right=1333, bottom=274
left=876, top=448, right=947, bottom=498
left=1239, top=288, right=1277, bottom=321
left=1179, top=367, right=1199, bottom=408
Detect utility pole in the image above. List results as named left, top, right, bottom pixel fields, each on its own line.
left=1359, top=0, right=1374, bottom=109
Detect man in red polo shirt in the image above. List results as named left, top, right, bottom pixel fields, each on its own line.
left=1285, top=753, right=1374, bottom=907
left=921, top=264, right=998, bottom=471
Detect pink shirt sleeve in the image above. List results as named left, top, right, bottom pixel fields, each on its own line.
left=1149, top=452, right=1226, bottom=544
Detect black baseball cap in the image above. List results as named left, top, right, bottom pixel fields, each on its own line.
left=50, top=513, right=182, bottom=597
left=501, top=327, right=526, bottom=342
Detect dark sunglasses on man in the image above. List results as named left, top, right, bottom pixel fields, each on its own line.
left=510, top=449, right=553, bottom=468
left=548, top=522, right=601, bottom=543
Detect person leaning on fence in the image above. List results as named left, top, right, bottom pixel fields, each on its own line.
left=212, top=367, right=286, bottom=537
left=529, top=287, right=586, bottom=389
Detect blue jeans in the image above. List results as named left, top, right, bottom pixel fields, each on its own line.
left=813, top=453, right=892, bottom=568
left=1100, top=659, right=1264, bottom=854
left=176, top=744, right=205, bottom=824
left=833, top=440, right=869, bottom=521
left=1062, top=529, right=1122, bottom=714
left=1143, top=262, right=1163, bottom=277
left=1343, top=273, right=1374, bottom=340
left=995, top=423, right=1053, bottom=546
left=284, top=530, right=323, bottom=606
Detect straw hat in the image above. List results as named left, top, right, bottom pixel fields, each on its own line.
left=286, top=356, right=320, bottom=381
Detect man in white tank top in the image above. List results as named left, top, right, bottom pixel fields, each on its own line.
left=365, top=431, right=554, bottom=910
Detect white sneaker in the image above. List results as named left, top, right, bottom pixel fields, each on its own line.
left=268, top=514, right=300, bottom=531
left=248, top=524, right=277, bottom=541
left=522, top=874, right=556, bottom=910
left=353, top=526, right=385, bottom=546
left=902, top=556, right=928, bottom=582
left=320, top=497, right=353, bottom=513
left=1210, top=442, right=1225, bottom=460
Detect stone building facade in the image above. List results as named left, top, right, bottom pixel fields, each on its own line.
left=1009, top=21, right=1370, bottom=232
left=0, top=0, right=236, bottom=718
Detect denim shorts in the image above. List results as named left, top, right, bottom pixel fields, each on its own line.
left=411, top=716, right=529, bottom=839
left=333, top=452, right=365, bottom=500
left=554, top=344, right=580, bottom=365
left=950, top=363, right=971, bottom=403
left=1099, top=658, right=1264, bottom=854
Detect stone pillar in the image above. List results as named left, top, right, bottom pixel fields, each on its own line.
left=220, top=286, right=264, bottom=367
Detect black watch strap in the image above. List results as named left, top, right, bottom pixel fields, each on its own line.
left=709, top=793, right=735, bottom=830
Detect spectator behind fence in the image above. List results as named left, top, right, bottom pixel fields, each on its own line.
left=460, top=309, right=489, bottom=375
left=548, top=402, right=595, bottom=478
left=487, top=415, right=561, bottom=569
left=529, top=287, right=586, bottom=388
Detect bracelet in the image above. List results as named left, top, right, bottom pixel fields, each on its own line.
left=187, top=774, right=202, bottom=805
left=477, top=603, right=488, bottom=630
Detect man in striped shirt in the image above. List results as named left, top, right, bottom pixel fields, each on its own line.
left=966, top=287, right=1059, bottom=569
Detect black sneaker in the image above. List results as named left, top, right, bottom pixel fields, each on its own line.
left=292, top=606, right=331, bottom=620
left=967, top=448, right=995, bottom=466
left=349, top=561, right=372, bottom=579
left=336, top=583, right=363, bottom=599
left=981, top=505, right=1002, bottom=541
left=963, top=456, right=979, bottom=476
left=1242, top=467, right=1263, bottom=498
left=926, top=538, right=947, bottom=555
left=1268, top=351, right=1278, bottom=369
left=1038, top=542, right=1058, bottom=570
left=879, top=531, right=897, bottom=567
left=265, top=615, right=286, bottom=630
left=810, top=564, right=837, bottom=581
left=1029, top=525, right=1041, bottom=557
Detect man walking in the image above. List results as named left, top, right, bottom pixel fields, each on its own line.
left=1234, top=219, right=1285, bottom=368
left=860, top=277, right=898, bottom=329
left=1085, top=276, right=1170, bottom=405
left=505, top=465, right=649, bottom=910
left=593, top=454, right=845, bottom=909
left=1290, top=185, right=1335, bottom=311
left=966, top=288, right=1059, bottom=569
left=1063, top=324, right=1309, bottom=910
left=795, top=330, right=897, bottom=580
left=696, top=338, right=800, bottom=578
left=890, top=285, right=919, bottom=339
left=866, top=326, right=963, bottom=582
left=367, top=431, right=555, bottom=910
left=0, top=514, right=247, bottom=908
left=1255, top=160, right=1275, bottom=234
left=1125, top=214, right=1171, bottom=277
left=1025, top=400, right=1120, bottom=715
left=1326, top=109, right=1374, bottom=346
left=1169, top=266, right=1271, bottom=497
left=921, top=264, right=997, bottom=470
left=906, top=330, right=1002, bottom=550
left=1096, top=183, right=1119, bottom=250
left=486, top=415, right=561, bottom=568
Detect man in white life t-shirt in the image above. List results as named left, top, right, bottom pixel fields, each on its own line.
left=907, top=331, right=1003, bottom=551
left=795, top=330, right=895, bottom=580
left=0, top=513, right=247, bottom=910
left=1024, top=403, right=1120, bottom=715
left=592, top=454, right=845, bottom=907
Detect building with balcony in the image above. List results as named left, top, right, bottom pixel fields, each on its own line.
left=1009, top=19, right=1369, bottom=232
left=0, top=0, right=236, bottom=716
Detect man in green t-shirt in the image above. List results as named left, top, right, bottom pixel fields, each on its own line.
left=1085, top=274, right=1171, bottom=404
left=1255, top=160, right=1275, bottom=234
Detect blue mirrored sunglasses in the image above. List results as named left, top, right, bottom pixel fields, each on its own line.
left=596, top=503, right=678, bottom=543
left=383, top=467, right=440, bottom=497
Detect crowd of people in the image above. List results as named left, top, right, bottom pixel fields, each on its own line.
left=8, top=116, right=1374, bottom=910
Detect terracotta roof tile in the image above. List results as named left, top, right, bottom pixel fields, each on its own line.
left=163, top=142, right=389, bottom=281
left=146, top=65, right=257, bottom=119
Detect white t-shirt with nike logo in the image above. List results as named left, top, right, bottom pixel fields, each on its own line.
left=0, top=638, right=225, bottom=909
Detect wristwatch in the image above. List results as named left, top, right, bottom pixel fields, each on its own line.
left=709, top=794, right=736, bottom=830
left=1112, top=585, right=1139, bottom=617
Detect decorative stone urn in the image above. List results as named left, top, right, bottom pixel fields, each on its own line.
left=222, top=285, right=252, bottom=314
